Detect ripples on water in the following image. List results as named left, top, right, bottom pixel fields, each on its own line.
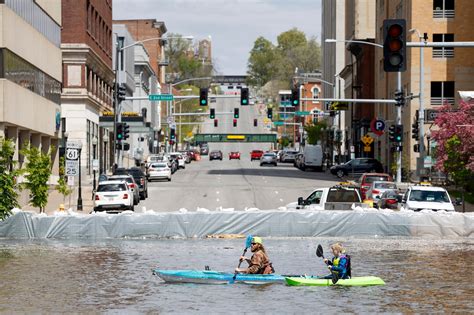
left=0, top=238, right=473, bottom=314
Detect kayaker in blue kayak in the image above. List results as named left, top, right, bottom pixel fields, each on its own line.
left=323, top=243, right=350, bottom=279
left=235, top=236, right=275, bottom=274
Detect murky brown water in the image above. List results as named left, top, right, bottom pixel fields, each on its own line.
left=0, top=238, right=473, bottom=313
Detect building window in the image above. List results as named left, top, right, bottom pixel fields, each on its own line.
left=312, top=87, right=320, bottom=103
left=433, top=0, right=455, bottom=18
left=431, top=81, right=455, bottom=105
left=0, top=49, right=61, bottom=104
left=433, top=34, right=454, bottom=58
left=118, top=37, right=125, bottom=70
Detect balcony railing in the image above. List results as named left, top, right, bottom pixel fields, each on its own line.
left=430, top=97, right=455, bottom=106
left=433, top=9, right=455, bottom=18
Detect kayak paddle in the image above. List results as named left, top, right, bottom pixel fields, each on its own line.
left=316, top=244, right=339, bottom=284
left=231, top=234, right=253, bottom=283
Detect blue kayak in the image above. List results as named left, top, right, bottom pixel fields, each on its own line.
left=153, top=269, right=287, bottom=284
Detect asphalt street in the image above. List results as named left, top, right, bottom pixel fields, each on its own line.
left=139, top=96, right=340, bottom=212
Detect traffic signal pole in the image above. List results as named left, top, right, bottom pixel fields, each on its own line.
left=396, top=72, right=402, bottom=184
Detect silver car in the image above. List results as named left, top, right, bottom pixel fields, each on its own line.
left=260, top=152, right=278, bottom=166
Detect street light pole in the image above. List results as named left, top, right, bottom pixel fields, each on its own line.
left=92, top=137, right=97, bottom=192
left=77, top=144, right=83, bottom=211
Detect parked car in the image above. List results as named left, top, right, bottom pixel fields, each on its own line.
left=280, top=150, right=298, bottom=163
left=98, top=174, right=108, bottom=182
left=200, top=144, right=209, bottom=155
left=250, top=150, right=264, bottom=161
left=377, top=189, right=402, bottom=210
left=210, top=150, right=223, bottom=161
left=178, top=151, right=192, bottom=164
left=168, top=158, right=178, bottom=174
left=127, top=167, right=148, bottom=200
left=229, top=151, right=241, bottom=160
left=398, top=186, right=456, bottom=212
left=260, top=152, right=278, bottom=166
left=148, top=162, right=172, bottom=181
left=286, top=185, right=364, bottom=211
left=366, top=181, right=397, bottom=201
left=330, top=158, right=384, bottom=178
left=113, top=167, right=129, bottom=175
left=93, top=180, right=134, bottom=212
left=169, top=152, right=186, bottom=169
left=294, top=153, right=304, bottom=168
left=108, top=175, right=140, bottom=205
left=357, top=173, right=393, bottom=200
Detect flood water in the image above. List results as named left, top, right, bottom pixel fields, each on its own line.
left=0, top=237, right=473, bottom=314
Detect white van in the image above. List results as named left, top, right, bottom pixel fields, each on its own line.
left=302, top=145, right=323, bottom=171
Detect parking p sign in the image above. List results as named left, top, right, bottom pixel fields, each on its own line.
left=370, top=119, right=386, bottom=136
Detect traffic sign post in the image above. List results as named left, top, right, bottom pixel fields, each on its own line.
left=66, top=140, right=83, bottom=211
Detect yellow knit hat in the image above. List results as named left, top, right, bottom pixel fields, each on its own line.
left=252, top=236, right=263, bottom=244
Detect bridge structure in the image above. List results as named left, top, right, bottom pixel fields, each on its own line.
left=194, top=133, right=276, bottom=143
left=212, top=75, right=248, bottom=86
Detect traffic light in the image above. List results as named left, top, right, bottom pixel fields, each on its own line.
left=383, top=19, right=407, bottom=72
left=395, top=124, right=403, bottom=143
left=210, top=108, right=215, bottom=119
left=413, top=144, right=420, bottom=152
left=233, top=119, right=237, bottom=127
left=116, top=122, right=124, bottom=141
left=123, top=123, right=130, bottom=140
left=214, top=119, right=218, bottom=127
left=170, top=128, right=176, bottom=140
left=389, top=124, right=396, bottom=142
left=254, top=118, right=258, bottom=127
left=394, top=89, right=405, bottom=106
left=267, top=108, right=273, bottom=119
left=199, top=88, right=208, bottom=106
left=169, top=139, right=175, bottom=146
left=291, top=87, right=300, bottom=106
left=411, top=121, right=419, bottom=139
left=240, top=88, right=249, bottom=105
left=234, top=108, right=239, bottom=119
left=117, top=84, right=126, bottom=102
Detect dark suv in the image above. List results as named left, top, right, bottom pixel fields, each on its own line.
left=114, top=167, right=148, bottom=200
left=330, top=158, right=383, bottom=178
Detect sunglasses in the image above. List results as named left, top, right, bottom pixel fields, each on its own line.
left=251, top=243, right=257, bottom=245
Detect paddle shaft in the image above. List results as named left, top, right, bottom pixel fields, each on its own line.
left=233, top=248, right=248, bottom=280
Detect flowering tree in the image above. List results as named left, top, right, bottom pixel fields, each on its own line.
left=431, top=101, right=474, bottom=190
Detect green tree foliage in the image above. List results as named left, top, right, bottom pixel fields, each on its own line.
left=56, top=156, right=72, bottom=203
left=20, top=144, right=52, bottom=213
left=304, top=121, right=327, bottom=145
left=247, top=28, right=321, bottom=87
left=165, top=33, right=214, bottom=85
left=0, top=137, right=19, bottom=220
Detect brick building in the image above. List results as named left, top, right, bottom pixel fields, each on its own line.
left=61, top=0, right=115, bottom=177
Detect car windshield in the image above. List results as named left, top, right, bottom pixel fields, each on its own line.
left=409, top=190, right=450, bottom=203
left=326, top=189, right=360, bottom=202
left=374, top=182, right=396, bottom=189
left=97, top=184, right=126, bottom=192
left=365, top=176, right=389, bottom=183
left=264, top=153, right=275, bottom=157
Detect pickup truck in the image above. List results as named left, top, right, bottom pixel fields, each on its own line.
left=286, top=186, right=367, bottom=210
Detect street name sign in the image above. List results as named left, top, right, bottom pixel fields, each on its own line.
left=295, top=111, right=310, bottom=116
left=273, top=121, right=284, bottom=126
left=149, top=94, right=174, bottom=101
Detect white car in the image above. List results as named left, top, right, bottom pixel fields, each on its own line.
left=398, top=186, right=455, bottom=212
left=366, top=181, right=397, bottom=200
left=148, top=162, right=172, bottom=181
left=169, top=152, right=185, bottom=169
left=93, top=180, right=134, bottom=212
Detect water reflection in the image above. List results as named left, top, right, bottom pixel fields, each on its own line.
left=0, top=238, right=472, bottom=313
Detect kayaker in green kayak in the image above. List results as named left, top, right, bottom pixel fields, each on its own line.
left=235, top=236, right=275, bottom=275
left=322, top=243, right=351, bottom=279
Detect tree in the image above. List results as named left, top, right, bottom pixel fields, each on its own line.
left=247, top=37, right=277, bottom=86
left=0, top=137, right=19, bottom=220
left=56, top=156, right=72, bottom=206
left=20, top=144, right=53, bottom=213
left=431, top=101, right=474, bottom=191
left=304, top=121, right=327, bottom=145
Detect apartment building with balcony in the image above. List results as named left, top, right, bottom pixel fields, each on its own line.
left=374, top=0, right=474, bottom=177
left=0, top=0, right=62, bottom=174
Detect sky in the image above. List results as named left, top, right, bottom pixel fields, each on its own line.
left=113, top=0, right=322, bottom=75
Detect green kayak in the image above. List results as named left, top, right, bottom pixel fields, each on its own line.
left=285, top=276, right=385, bottom=287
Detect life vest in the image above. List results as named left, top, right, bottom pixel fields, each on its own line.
left=332, top=254, right=350, bottom=278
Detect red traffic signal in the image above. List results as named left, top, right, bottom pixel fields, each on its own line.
left=254, top=118, right=258, bottom=127
left=383, top=19, right=406, bottom=72
left=214, top=119, right=218, bottom=127
left=233, top=119, right=237, bottom=127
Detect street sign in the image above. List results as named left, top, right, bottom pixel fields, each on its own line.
left=370, top=119, right=386, bottom=136
left=361, top=134, right=374, bottom=146
left=424, top=156, right=433, bottom=168
left=65, top=160, right=79, bottom=176
left=66, top=148, right=79, bottom=160
left=330, top=101, right=349, bottom=111
left=273, top=121, right=284, bottom=126
left=67, top=176, right=75, bottom=186
left=364, top=146, right=371, bottom=152
left=92, top=159, right=99, bottom=171
left=149, top=94, right=174, bottom=101
left=66, top=141, right=82, bottom=149
left=295, top=111, right=310, bottom=116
